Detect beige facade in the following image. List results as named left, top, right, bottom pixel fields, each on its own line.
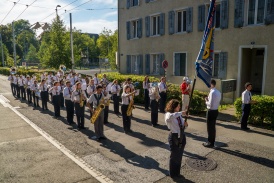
left=118, top=0, right=274, bottom=101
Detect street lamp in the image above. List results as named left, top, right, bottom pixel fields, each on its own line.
left=55, top=5, right=61, bottom=15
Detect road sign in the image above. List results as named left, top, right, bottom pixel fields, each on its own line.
left=162, top=60, right=168, bottom=69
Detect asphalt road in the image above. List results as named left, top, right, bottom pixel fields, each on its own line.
left=0, top=74, right=274, bottom=183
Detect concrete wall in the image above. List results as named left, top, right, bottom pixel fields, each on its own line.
left=118, top=0, right=274, bottom=100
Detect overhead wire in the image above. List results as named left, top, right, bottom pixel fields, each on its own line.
left=60, top=0, right=93, bottom=16
left=6, top=0, right=50, bottom=9
left=1, top=0, right=21, bottom=24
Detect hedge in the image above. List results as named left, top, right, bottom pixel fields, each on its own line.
left=234, top=95, right=274, bottom=128
left=0, top=68, right=208, bottom=114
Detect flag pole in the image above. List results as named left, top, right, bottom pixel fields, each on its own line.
left=184, top=75, right=196, bottom=126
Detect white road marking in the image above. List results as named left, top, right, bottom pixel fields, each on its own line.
left=0, top=95, right=113, bottom=183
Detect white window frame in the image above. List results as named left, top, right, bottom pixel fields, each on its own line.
left=173, top=52, right=187, bottom=76
left=150, top=53, right=161, bottom=75
left=175, top=9, right=188, bottom=33
left=244, top=0, right=267, bottom=26
left=131, top=55, right=139, bottom=74
left=150, top=14, right=161, bottom=36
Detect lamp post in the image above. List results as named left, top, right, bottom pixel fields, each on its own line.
left=55, top=5, right=61, bottom=15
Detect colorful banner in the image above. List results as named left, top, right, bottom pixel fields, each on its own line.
left=195, top=0, right=216, bottom=88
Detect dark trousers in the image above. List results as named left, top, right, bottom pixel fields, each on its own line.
left=75, top=103, right=85, bottom=128
left=20, top=86, right=26, bottom=100
left=113, top=94, right=119, bottom=113
left=52, top=95, right=60, bottom=117
left=104, top=106, right=109, bottom=124
left=41, top=91, right=48, bottom=110
left=27, top=89, right=32, bottom=103
left=240, top=104, right=251, bottom=129
left=144, top=89, right=149, bottom=109
left=60, top=93, right=64, bottom=107
left=65, top=100, right=74, bottom=124
left=32, top=92, right=39, bottom=107
left=121, top=104, right=131, bottom=131
left=206, top=109, right=219, bottom=144
left=16, top=85, right=20, bottom=98
left=150, top=100, right=159, bottom=125
left=168, top=132, right=186, bottom=178
left=11, top=83, right=15, bottom=96
left=159, top=92, right=167, bottom=112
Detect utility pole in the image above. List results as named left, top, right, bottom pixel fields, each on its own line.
left=70, top=13, right=74, bottom=72
left=0, top=33, right=4, bottom=67
left=12, top=21, right=16, bottom=67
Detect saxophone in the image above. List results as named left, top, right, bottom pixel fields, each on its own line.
left=79, top=90, right=85, bottom=107
left=90, top=99, right=105, bottom=124
left=126, top=94, right=135, bottom=116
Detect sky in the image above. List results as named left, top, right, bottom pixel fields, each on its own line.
left=0, top=0, right=118, bottom=35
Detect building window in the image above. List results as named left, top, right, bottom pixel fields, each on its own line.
left=131, top=55, right=139, bottom=74
left=247, top=0, right=266, bottom=25
left=174, top=53, right=187, bottom=76
left=151, top=54, right=161, bottom=74
left=131, top=0, right=139, bottom=6
left=176, top=10, right=187, bottom=33
left=151, top=15, right=160, bottom=36
left=131, top=20, right=138, bottom=38
left=207, top=4, right=221, bottom=28
left=213, top=53, right=220, bottom=78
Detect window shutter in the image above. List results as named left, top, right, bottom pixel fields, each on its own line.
left=137, top=18, right=142, bottom=38
left=174, top=53, right=180, bottom=76
left=145, top=16, right=150, bottom=37
left=265, top=0, right=274, bottom=25
left=127, top=55, right=131, bottom=74
left=234, top=0, right=244, bottom=28
left=126, top=21, right=131, bottom=40
left=137, top=55, right=143, bottom=74
left=126, top=0, right=130, bottom=9
left=159, top=53, right=165, bottom=76
left=168, top=11, right=175, bottom=35
left=198, top=5, right=205, bottom=31
left=218, top=52, right=228, bottom=79
left=160, top=13, right=165, bottom=35
left=145, top=54, right=150, bottom=74
left=186, top=7, right=193, bottom=33
left=145, top=0, right=150, bottom=3
left=220, top=0, right=229, bottom=29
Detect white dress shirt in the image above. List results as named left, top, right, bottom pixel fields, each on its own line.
left=18, top=78, right=24, bottom=86
left=87, top=85, right=96, bottom=96
left=121, top=92, right=133, bottom=105
left=49, top=86, right=61, bottom=96
left=72, top=90, right=86, bottom=103
left=165, top=112, right=185, bottom=137
left=111, top=84, right=119, bottom=94
left=63, top=86, right=72, bottom=101
left=39, top=84, right=48, bottom=92
left=206, top=88, right=221, bottom=110
left=242, top=90, right=252, bottom=104
left=143, top=81, right=149, bottom=89
left=158, top=82, right=167, bottom=93
left=93, top=77, right=99, bottom=86
left=88, top=93, right=103, bottom=108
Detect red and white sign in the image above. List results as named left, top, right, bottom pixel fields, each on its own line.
left=162, top=60, right=168, bottom=69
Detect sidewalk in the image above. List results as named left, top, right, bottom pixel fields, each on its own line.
left=0, top=99, right=99, bottom=183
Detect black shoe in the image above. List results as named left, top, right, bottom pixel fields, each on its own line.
left=128, top=129, right=133, bottom=133
left=241, top=127, right=250, bottom=131
left=77, top=127, right=81, bottom=130
left=104, top=121, right=109, bottom=124
left=45, top=108, right=48, bottom=110
left=33, top=108, right=35, bottom=110
left=124, top=131, right=129, bottom=134
left=203, top=142, right=214, bottom=148
left=100, top=136, right=107, bottom=140
left=81, top=127, right=87, bottom=129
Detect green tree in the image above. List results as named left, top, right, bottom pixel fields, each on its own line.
left=26, top=44, right=38, bottom=63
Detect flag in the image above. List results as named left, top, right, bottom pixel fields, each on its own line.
left=195, top=0, right=216, bottom=88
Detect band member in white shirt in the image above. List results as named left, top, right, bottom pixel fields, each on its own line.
left=14, top=75, right=20, bottom=98
left=8, top=74, right=15, bottom=96
left=143, top=76, right=150, bottom=110
left=25, top=76, right=32, bottom=104
left=49, top=81, right=61, bottom=118
left=203, top=79, right=221, bottom=148
left=149, top=84, right=160, bottom=127
left=18, top=75, right=26, bottom=100
left=121, top=85, right=136, bottom=134
left=93, top=73, right=100, bottom=86
left=165, top=99, right=187, bottom=178
left=158, top=77, right=168, bottom=113
left=63, top=81, right=74, bottom=124
left=102, top=84, right=109, bottom=124
left=39, top=79, right=48, bottom=110
left=101, top=74, right=109, bottom=85
left=70, top=73, right=77, bottom=86
left=87, top=85, right=107, bottom=140
left=111, top=80, right=121, bottom=114
left=72, top=82, right=87, bottom=130
left=59, top=79, right=65, bottom=108
left=31, top=80, right=40, bottom=110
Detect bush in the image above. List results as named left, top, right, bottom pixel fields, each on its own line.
left=234, top=95, right=274, bottom=128
left=95, top=72, right=207, bottom=114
